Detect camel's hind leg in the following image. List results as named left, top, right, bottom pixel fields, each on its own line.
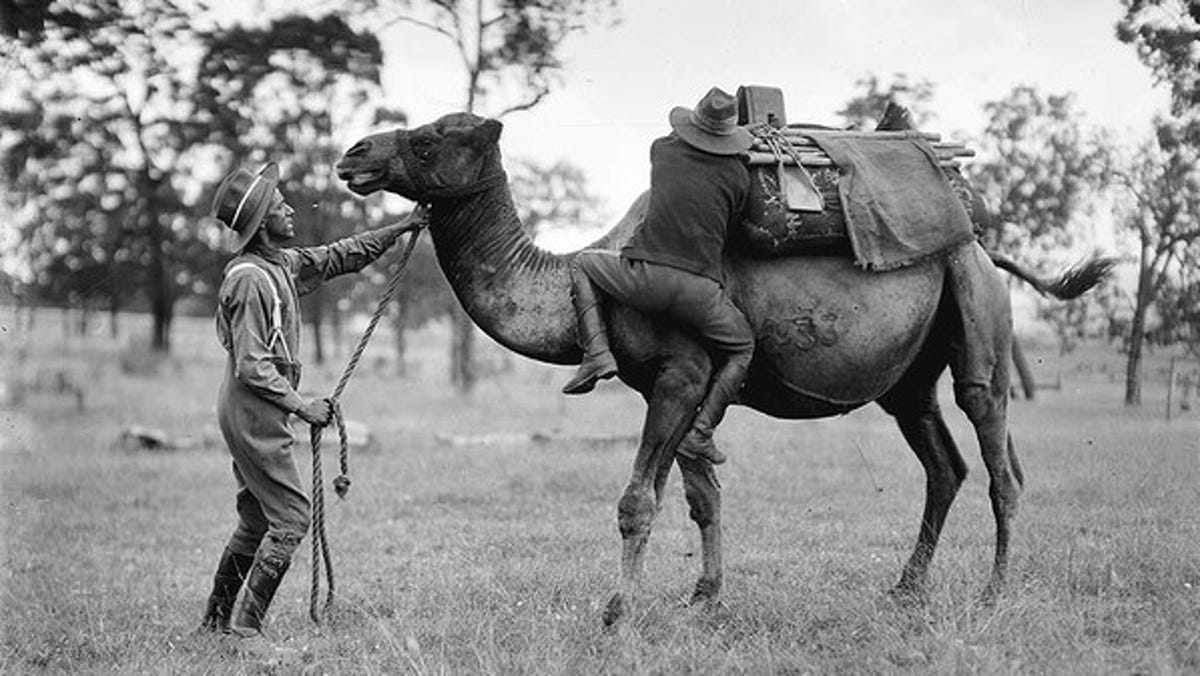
left=878, top=377, right=968, bottom=602
left=947, top=242, right=1024, bottom=603
left=604, top=355, right=708, bottom=626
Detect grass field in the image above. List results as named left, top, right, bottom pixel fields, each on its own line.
left=2, top=309, right=1198, bottom=675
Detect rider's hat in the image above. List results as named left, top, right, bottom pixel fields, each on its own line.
left=669, top=87, right=755, bottom=156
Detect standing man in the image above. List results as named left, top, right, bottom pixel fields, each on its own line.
left=561, top=87, right=757, bottom=465
left=199, top=162, right=420, bottom=655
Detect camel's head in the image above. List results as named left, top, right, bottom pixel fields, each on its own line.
left=336, top=112, right=504, bottom=202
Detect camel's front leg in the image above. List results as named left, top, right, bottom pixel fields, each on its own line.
left=678, top=455, right=722, bottom=606
left=603, top=471, right=659, bottom=626
left=603, top=362, right=707, bottom=627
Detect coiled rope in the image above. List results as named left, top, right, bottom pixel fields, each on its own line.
left=307, top=206, right=427, bottom=624
left=752, top=123, right=808, bottom=168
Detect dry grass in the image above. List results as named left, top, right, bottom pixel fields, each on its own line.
left=1, top=310, right=1197, bottom=674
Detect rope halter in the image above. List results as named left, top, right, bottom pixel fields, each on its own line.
left=395, top=131, right=508, bottom=202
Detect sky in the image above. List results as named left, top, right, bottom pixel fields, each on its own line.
left=351, top=0, right=1171, bottom=249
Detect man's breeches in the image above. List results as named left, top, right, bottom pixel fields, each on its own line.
left=574, top=250, right=754, bottom=357
left=217, top=380, right=310, bottom=573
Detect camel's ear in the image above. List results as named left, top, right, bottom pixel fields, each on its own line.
left=473, top=118, right=503, bottom=147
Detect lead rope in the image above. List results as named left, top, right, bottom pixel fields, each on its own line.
left=308, top=206, right=428, bottom=624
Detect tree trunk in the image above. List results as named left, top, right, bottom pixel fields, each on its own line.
left=1011, top=337, right=1036, bottom=400
left=151, top=303, right=173, bottom=351
left=450, top=306, right=476, bottom=392
left=1124, top=312, right=1146, bottom=406
left=1124, top=258, right=1155, bottom=406
left=108, top=226, right=122, bottom=340
left=108, top=287, right=121, bottom=339
left=77, top=300, right=90, bottom=336
left=145, top=185, right=172, bottom=352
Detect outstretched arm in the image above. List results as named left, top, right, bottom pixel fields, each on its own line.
left=290, top=210, right=426, bottom=295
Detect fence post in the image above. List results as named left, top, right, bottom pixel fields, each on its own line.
left=1166, top=357, right=1176, bottom=422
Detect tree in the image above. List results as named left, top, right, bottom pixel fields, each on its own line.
left=967, top=86, right=1110, bottom=258
left=348, top=0, right=619, bottom=392
left=1156, top=269, right=1200, bottom=357
left=1116, top=0, right=1200, bottom=403
left=1, top=0, right=213, bottom=350
left=1117, top=0, right=1200, bottom=118
left=1112, top=118, right=1200, bottom=404
left=0, top=0, right=87, bottom=39
left=509, top=157, right=608, bottom=241
left=836, top=72, right=936, bottom=130
left=193, top=14, right=388, bottom=364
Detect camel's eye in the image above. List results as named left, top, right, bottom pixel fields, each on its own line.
left=412, top=136, right=436, bottom=163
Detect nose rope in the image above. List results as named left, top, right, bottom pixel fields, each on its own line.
left=306, top=206, right=428, bottom=624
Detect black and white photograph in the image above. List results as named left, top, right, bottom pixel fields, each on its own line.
left=1, top=0, right=1197, bottom=672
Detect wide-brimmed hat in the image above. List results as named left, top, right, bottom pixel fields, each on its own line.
left=211, top=162, right=280, bottom=250
left=668, top=87, right=754, bottom=156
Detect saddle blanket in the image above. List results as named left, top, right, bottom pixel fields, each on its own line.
left=802, top=130, right=975, bottom=271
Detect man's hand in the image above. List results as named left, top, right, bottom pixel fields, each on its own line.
left=390, top=206, right=429, bottom=236
left=295, top=398, right=333, bottom=427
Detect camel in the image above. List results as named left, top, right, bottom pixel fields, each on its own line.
left=335, top=112, right=1113, bottom=625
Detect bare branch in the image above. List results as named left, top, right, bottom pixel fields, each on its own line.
left=381, top=14, right=457, bottom=42
left=494, top=89, right=549, bottom=118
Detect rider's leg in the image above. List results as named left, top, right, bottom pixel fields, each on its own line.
left=562, top=255, right=618, bottom=395
left=660, top=271, right=755, bottom=465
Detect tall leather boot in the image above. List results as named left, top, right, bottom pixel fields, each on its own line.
left=199, top=548, right=255, bottom=633
left=228, top=557, right=297, bottom=661
left=561, top=266, right=618, bottom=395
left=677, top=352, right=752, bottom=465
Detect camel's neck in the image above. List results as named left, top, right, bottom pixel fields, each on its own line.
left=426, top=183, right=580, bottom=365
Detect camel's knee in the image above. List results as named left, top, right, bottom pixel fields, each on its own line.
left=686, top=491, right=718, bottom=529
left=681, top=463, right=721, bottom=529
left=617, top=487, right=657, bottom=539
left=953, top=381, right=1004, bottom=423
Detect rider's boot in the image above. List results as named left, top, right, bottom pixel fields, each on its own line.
left=677, top=352, right=752, bottom=465
left=561, top=265, right=618, bottom=395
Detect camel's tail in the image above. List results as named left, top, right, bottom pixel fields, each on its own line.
left=988, top=251, right=1117, bottom=300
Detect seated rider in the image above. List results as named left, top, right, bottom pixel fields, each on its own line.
left=562, top=86, right=757, bottom=465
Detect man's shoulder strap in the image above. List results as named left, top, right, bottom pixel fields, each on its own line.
left=224, top=261, right=288, bottom=358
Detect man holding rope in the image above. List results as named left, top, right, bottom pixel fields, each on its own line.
left=199, top=162, right=420, bottom=658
